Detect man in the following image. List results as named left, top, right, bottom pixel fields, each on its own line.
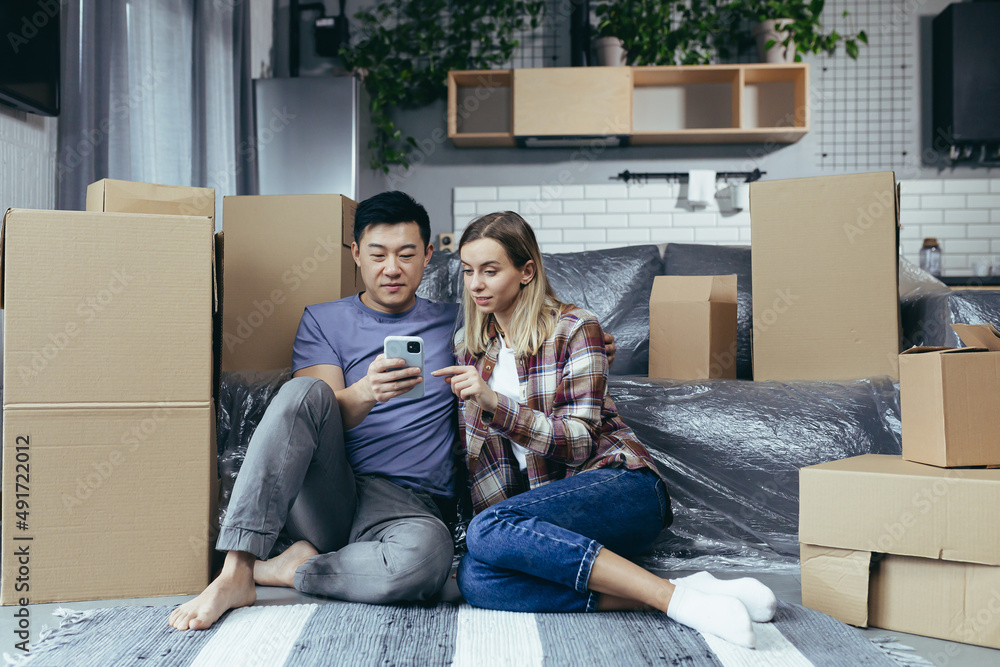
left=169, top=192, right=614, bottom=630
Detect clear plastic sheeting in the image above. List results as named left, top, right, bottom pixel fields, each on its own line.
left=607, top=375, right=902, bottom=571
left=544, top=245, right=663, bottom=376
left=416, top=250, right=463, bottom=304
left=663, top=243, right=752, bottom=380
left=216, top=369, right=292, bottom=548
left=902, top=289, right=1000, bottom=348
left=216, top=370, right=904, bottom=573
left=417, top=243, right=664, bottom=377
left=898, top=255, right=948, bottom=300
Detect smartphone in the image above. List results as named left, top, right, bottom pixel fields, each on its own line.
left=383, top=336, right=425, bottom=400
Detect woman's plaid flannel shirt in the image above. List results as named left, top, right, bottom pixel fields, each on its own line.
left=456, top=307, right=664, bottom=514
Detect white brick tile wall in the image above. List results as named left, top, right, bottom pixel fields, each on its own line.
left=562, top=199, right=605, bottom=214
left=651, top=199, right=678, bottom=213
left=607, top=199, right=651, bottom=213
left=498, top=185, right=540, bottom=200
left=626, top=183, right=676, bottom=199
left=533, top=229, right=563, bottom=244
left=969, top=195, right=1000, bottom=209
left=545, top=243, right=585, bottom=252
left=584, top=184, right=629, bottom=199
left=942, top=239, right=991, bottom=255
left=585, top=213, right=629, bottom=228
left=944, top=180, right=991, bottom=194
left=673, top=212, right=717, bottom=227
left=695, top=227, right=741, bottom=243
left=944, top=210, right=990, bottom=224
left=899, top=180, right=943, bottom=195
left=900, top=210, right=943, bottom=224
left=921, top=195, right=967, bottom=209
left=922, top=224, right=967, bottom=239
left=967, top=225, right=1000, bottom=239
left=652, top=228, right=696, bottom=243
left=540, top=214, right=585, bottom=228
left=476, top=200, right=519, bottom=214
left=569, top=228, right=606, bottom=243
left=455, top=186, right=496, bottom=201
left=454, top=179, right=1000, bottom=276
left=453, top=202, right=476, bottom=216
left=520, top=199, right=561, bottom=214
left=542, top=184, right=584, bottom=199
left=609, top=228, right=651, bottom=243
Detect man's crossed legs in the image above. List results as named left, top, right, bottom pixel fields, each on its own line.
left=169, top=377, right=454, bottom=630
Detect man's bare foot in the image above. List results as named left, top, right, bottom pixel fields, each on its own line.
left=253, top=540, right=319, bottom=588
left=168, top=552, right=257, bottom=631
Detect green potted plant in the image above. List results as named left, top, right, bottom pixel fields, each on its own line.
left=727, top=0, right=867, bottom=62
left=593, top=0, right=747, bottom=66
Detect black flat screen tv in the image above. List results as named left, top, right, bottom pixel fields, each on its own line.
left=0, top=1, right=60, bottom=116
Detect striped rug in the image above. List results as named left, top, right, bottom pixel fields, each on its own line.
left=12, top=601, right=927, bottom=666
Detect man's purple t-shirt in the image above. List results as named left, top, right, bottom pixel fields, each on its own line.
left=292, top=295, right=458, bottom=497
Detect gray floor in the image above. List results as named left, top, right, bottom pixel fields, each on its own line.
left=1, top=570, right=998, bottom=665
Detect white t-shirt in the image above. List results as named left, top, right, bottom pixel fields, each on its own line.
left=488, top=334, right=530, bottom=472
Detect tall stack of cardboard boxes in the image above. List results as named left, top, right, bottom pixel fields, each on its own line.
left=800, top=323, right=1000, bottom=646
left=0, top=180, right=363, bottom=605
left=1, top=183, right=217, bottom=604
left=742, top=171, right=1000, bottom=649
left=706, top=169, right=995, bottom=648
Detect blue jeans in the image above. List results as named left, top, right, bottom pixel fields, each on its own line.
left=457, top=467, right=670, bottom=613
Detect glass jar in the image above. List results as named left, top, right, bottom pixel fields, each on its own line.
left=919, top=238, right=942, bottom=277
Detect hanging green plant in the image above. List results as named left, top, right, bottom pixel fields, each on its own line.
left=726, top=0, right=868, bottom=61
left=340, top=0, right=544, bottom=173
left=593, top=0, right=866, bottom=65
left=593, top=0, right=749, bottom=65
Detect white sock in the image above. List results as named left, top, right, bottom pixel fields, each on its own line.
left=670, top=571, right=778, bottom=623
left=665, top=584, right=756, bottom=649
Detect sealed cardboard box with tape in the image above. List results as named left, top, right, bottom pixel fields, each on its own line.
left=0, top=209, right=215, bottom=605
left=799, top=454, right=1000, bottom=649
left=221, top=194, right=362, bottom=373
left=649, top=275, right=737, bottom=380
left=751, top=171, right=901, bottom=382
left=899, top=323, right=1000, bottom=467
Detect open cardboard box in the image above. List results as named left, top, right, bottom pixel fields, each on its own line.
left=649, top=275, right=737, bottom=380
left=800, top=454, right=1000, bottom=649
left=900, top=323, right=1000, bottom=467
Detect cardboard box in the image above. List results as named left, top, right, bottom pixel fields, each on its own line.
left=750, top=172, right=901, bottom=382
left=1, top=209, right=215, bottom=604
left=800, top=454, right=1000, bottom=648
left=221, top=195, right=362, bottom=372
left=899, top=323, right=1000, bottom=467
left=87, top=178, right=215, bottom=219
left=648, top=275, right=737, bottom=380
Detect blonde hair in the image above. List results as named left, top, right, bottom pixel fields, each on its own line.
left=457, top=211, right=565, bottom=359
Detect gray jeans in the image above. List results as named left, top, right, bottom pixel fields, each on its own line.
left=216, top=376, right=454, bottom=603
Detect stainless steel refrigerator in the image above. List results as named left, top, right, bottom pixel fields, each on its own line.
left=254, top=76, right=365, bottom=199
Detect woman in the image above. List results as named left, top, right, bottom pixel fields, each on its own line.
left=432, top=212, right=776, bottom=649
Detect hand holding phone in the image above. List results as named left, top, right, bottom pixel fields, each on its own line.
left=382, top=336, right=425, bottom=400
